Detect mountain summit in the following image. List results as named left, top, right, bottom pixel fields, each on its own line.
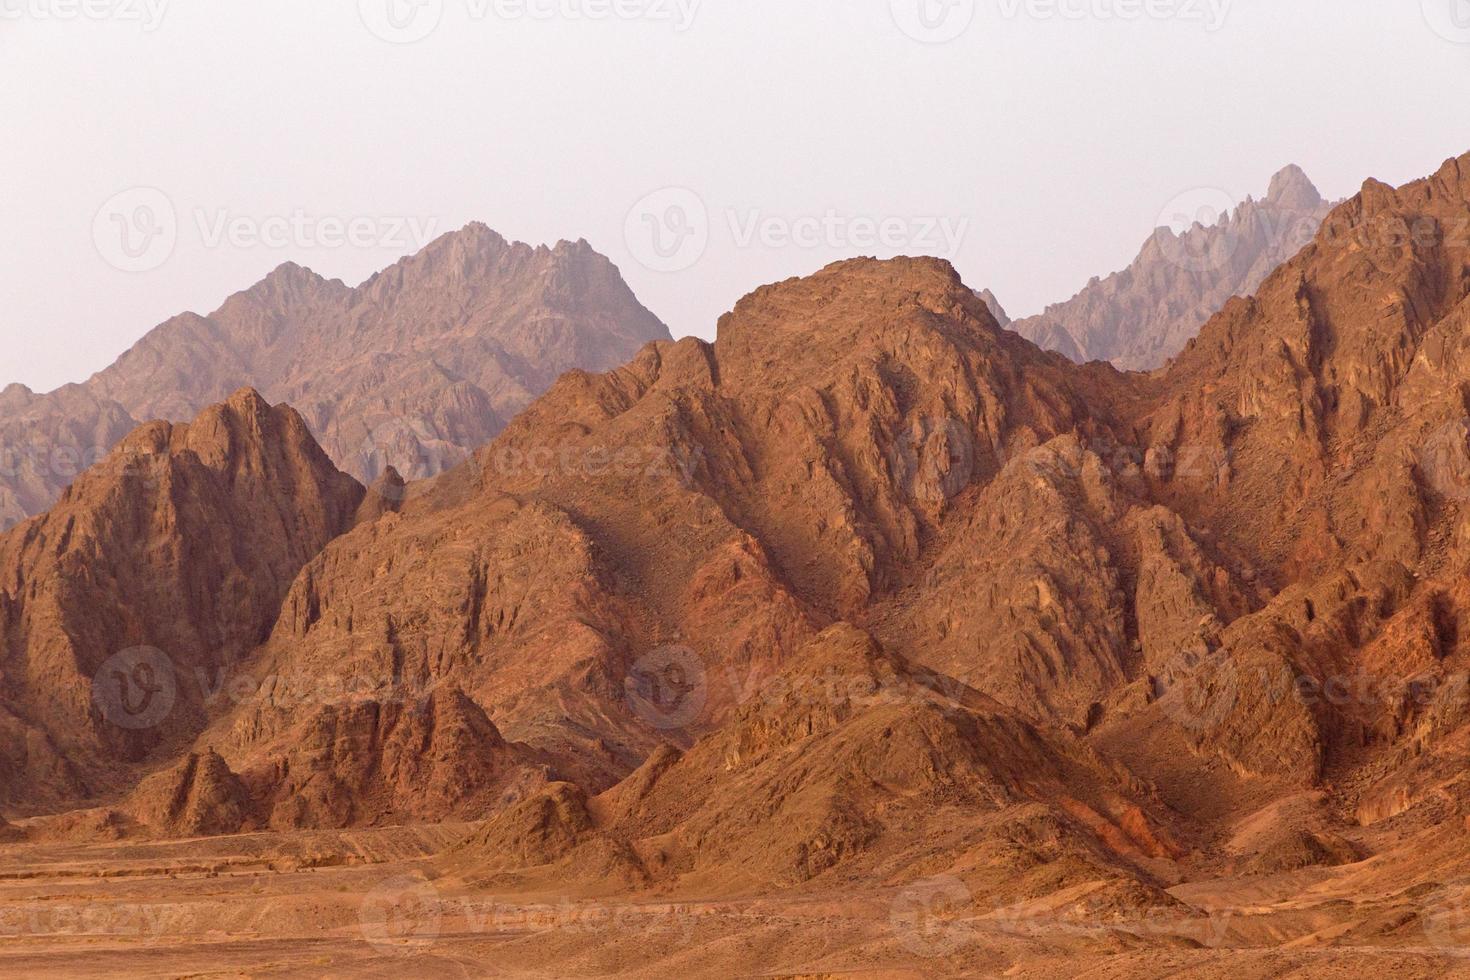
left=1011, top=165, right=1337, bottom=370
left=0, top=226, right=670, bottom=531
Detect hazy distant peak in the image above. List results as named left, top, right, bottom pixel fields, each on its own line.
left=1267, top=164, right=1323, bottom=210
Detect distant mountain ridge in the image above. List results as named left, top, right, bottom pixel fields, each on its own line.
left=1010, top=165, right=1338, bottom=370
left=0, top=225, right=671, bottom=530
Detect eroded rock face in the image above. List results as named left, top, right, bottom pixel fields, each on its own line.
left=14, top=155, right=1470, bottom=928
left=1012, top=165, right=1337, bottom=370
left=0, top=389, right=364, bottom=803
left=454, top=625, right=1181, bottom=896
left=0, top=226, right=670, bottom=528
left=126, top=749, right=253, bottom=838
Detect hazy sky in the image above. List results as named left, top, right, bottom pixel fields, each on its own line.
left=3, top=0, right=1468, bottom=393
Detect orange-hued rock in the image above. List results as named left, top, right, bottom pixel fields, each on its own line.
left=0, top=389, right=363, bottom=804
left=0, top=226, right=670, bottom=529
left=1013, top=165, right=1337, bottom=370
left=126, top=749, right=253, bottom=838
left=14, top=153, right=1470, bottom=975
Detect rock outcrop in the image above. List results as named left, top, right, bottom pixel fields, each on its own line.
left=0, top=389, right=364, bottom=803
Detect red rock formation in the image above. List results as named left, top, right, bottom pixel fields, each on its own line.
left=0, top=389, right=363, bottom=804
left=11, top=154, right=1470, bottom=967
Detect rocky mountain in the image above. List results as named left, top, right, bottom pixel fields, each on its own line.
left=0, top=225, right=670, bottom=531
left=0, top=383, right=138, bottom=532
left=1011, top=165, right=1337, bottom=370
left=6, top=153, right=1470, bottom=974
left=0, top=390, right=364, bottom=805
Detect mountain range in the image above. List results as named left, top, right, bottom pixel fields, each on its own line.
left=6, top=154, right=1470, bottom=975
left=0, top=225, right=670, bottom=530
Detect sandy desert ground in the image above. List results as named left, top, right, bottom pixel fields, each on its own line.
left=5, top=820, right=1470, bottom=979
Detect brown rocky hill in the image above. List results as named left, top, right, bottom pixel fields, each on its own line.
left=1012, top=165, right=1337, bottom=370
left=9, top=154, right=1470, bottom=967
left=0, top=389, right=363, bottom=806
left=0, top=225, right=670, bottom=531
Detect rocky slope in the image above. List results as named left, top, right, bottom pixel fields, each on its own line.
left=1012, top=165, right=1337, bottom=370
left=0, top=226, right=670, bottom=530
left=0, top=389, right=364, bottom=805
left=7, top=153, right=1470, bottom=970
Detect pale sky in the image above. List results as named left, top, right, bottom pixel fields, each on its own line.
left=3, top=0, right=1468, bottom=393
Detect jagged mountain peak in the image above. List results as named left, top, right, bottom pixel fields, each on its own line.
left=1012, top=164, right=1341, bottom=370
left=1267, top=163, right=1323, bottom=209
